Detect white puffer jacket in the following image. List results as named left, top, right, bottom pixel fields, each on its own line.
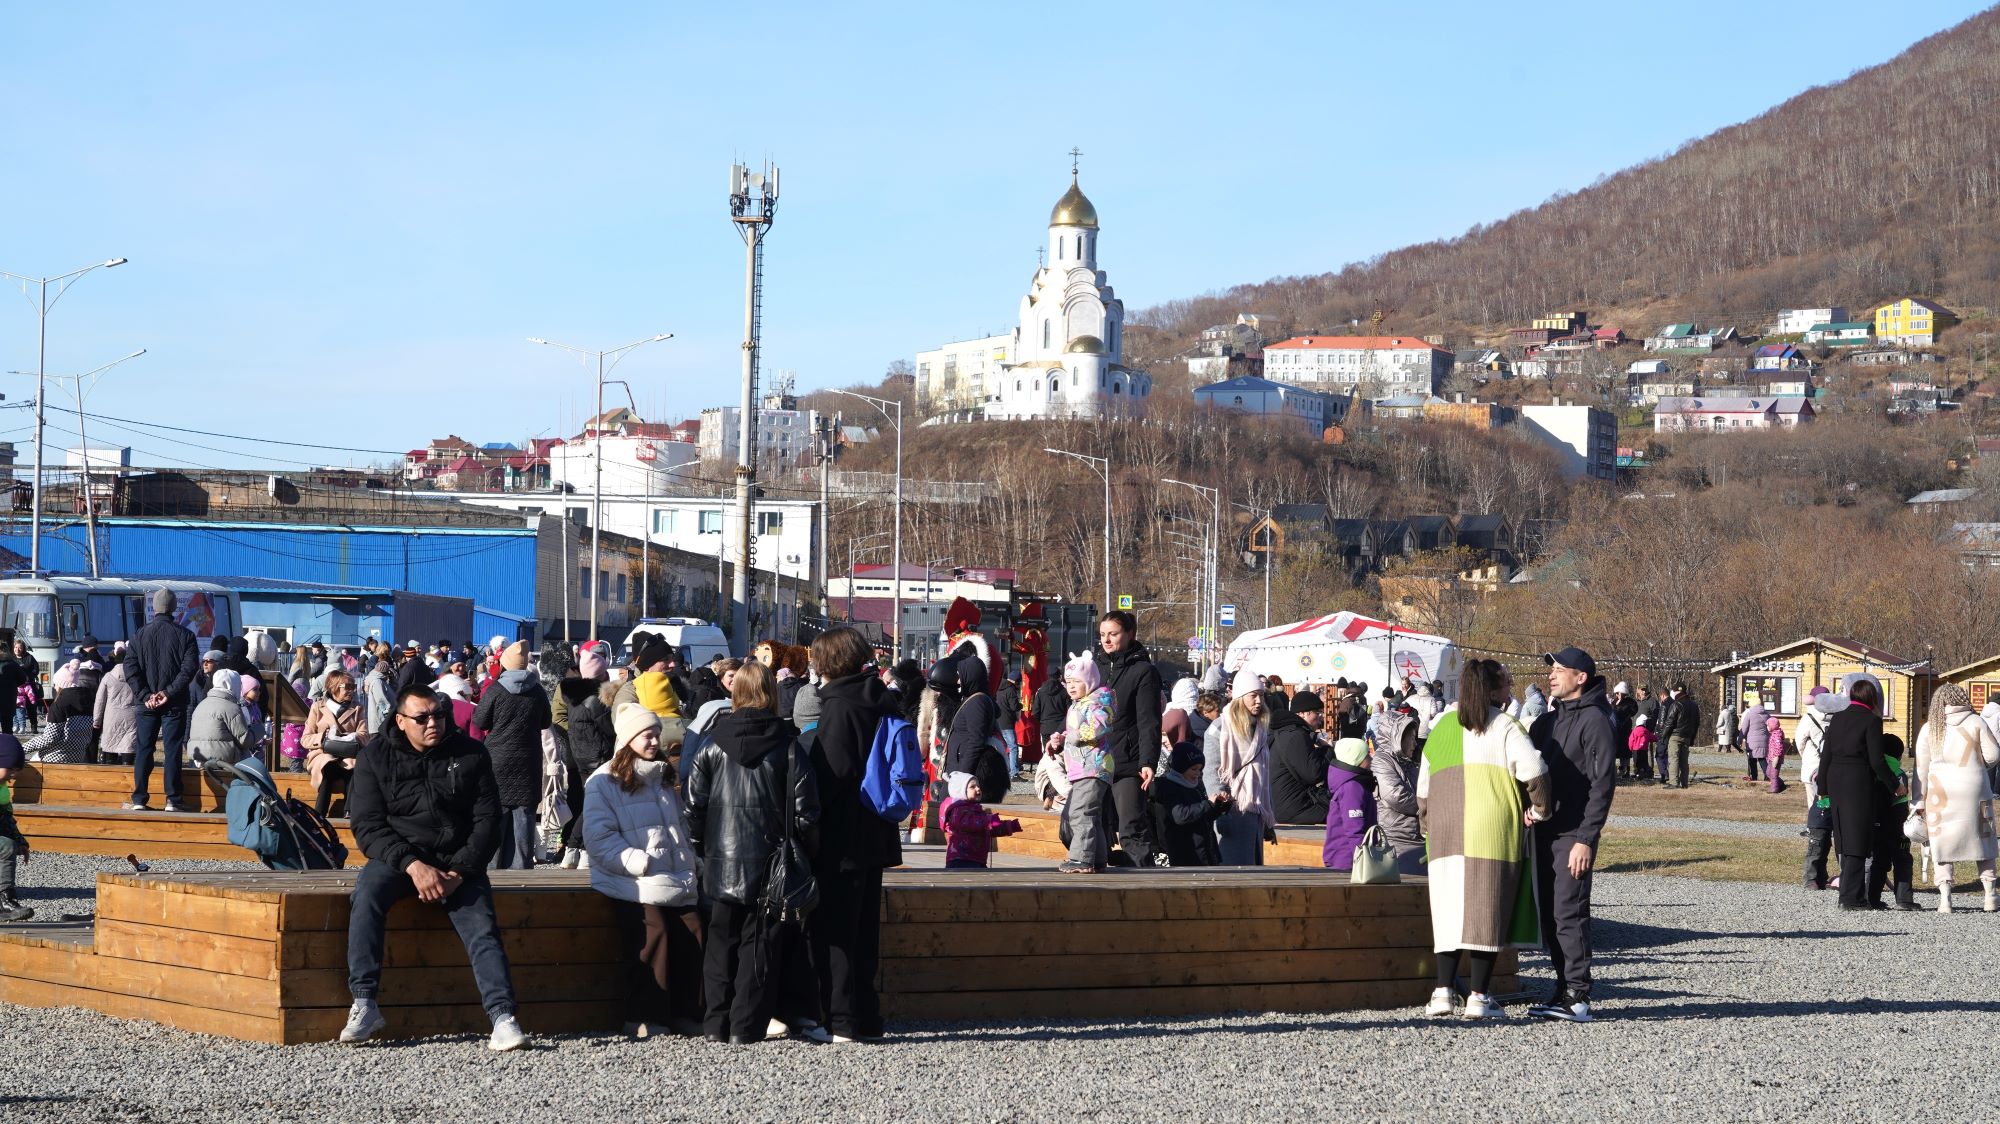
left=581, top=759, right=699, bottom=907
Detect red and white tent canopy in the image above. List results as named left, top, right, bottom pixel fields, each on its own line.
left=1222, top=611, right=1460, bottom=695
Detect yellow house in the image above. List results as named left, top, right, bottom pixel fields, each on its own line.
left=1710, top=637, right=1935, bottom=748
left=1873, top=297, right=1958, bottom=346
left=1942, top=655, right=2000, bottom=711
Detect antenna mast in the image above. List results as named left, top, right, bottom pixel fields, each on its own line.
left=728, top=161, right=779, bottom=652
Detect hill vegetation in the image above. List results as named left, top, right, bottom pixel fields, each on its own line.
left=1132, top=8, right=2000, bottom=351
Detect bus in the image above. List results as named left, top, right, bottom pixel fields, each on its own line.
left=0, top=575, right=241, bottom=692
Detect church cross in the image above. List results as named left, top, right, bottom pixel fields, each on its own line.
left=1069, top=147, right=1082, bottom=175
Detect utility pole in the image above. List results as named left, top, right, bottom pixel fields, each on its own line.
left=817, top=411, right=836, bottom=617
left=728, top=161, right=779, bottom=655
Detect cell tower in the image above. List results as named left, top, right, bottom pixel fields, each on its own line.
left=728, top=161, right=779, bottom=653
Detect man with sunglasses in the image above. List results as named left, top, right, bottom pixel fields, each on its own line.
left=339, top=683, right=526, bottom=1051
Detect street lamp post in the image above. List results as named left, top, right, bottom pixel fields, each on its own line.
left=831, top=389, right=903, bottom=656
left=641, top=455, right=697, bottom=620
left=529, top=333, right=672, bottom=641
left=1163, top=478, right=1218, bottom=672
left=9, top=349, right=146, bottom=579
left=0, top=257, right=128, bottom=572
left=1045, top=448, right=1112, bottom=613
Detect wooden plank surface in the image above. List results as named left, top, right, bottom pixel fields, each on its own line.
left=280, top=962, right=625, bottom=1009
left=0, top=972, right=287, bottom=1044
left=280, top=924, right=624, bottom=971
left=881, top=914, right=1428, bottom=959
left=16, top=805, right=357, bottom=865
left=94, top=919, right=279, bottom=980
left=881, top=978, right=1436, bottom=1020
left=11, top=763, right=323, bottom=810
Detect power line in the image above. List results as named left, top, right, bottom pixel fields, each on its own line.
left=42, top=405, right=405, bottom=457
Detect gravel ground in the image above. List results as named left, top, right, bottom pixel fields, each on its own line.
left=6, top=857, right=1999, bottom=1122
left=1610, top=814, right=1805, bottom=840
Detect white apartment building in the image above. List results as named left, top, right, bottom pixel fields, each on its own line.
left=1518, top=401, right=1618, bottom=481
left=1772, top=307, right=1848, bottom=335
left=1261, top=336, right=1450, bottom=393
left=916, top=334, right=1012, bottom=415
left=1653, top=396, right=1815, bottom=433
left=699, top=392, right=822, bottom=469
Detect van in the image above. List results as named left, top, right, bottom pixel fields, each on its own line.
left=620, top=617, right=731, bottom=667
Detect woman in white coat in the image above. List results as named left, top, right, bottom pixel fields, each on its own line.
left=583, top=703, right=705, bottom=1037
left=1913, top=683, right=2000, bottom=913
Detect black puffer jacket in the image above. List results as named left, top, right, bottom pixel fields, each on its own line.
left=1529, top=676, right=1619, bottom=846
left=687, top=707, right=819, bottom=906
left=128, top=612, right=200, bottom=707
left=1032, top=677, right=1068, bottom=753
left=348, top=727, right=500, bottom=877
left=945, top=692, right=1009, bottom=801
left=471, top=672, right=552, bottom=807
left=810, top=671, right=904, bottom=873
left=1094, top=642, right=1164, bottom=779
left=565, top=690, right=615, bottom=777
left=1268, top=709, right=1332, bottom=825
left=683, top=667, right=726, bottom=714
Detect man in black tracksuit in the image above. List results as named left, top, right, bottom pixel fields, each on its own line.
left=1527, top=646, right=1617, bottom=1023
left=1092, top=611, right=1162, bottom=867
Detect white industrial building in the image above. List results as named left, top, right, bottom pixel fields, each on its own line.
left=1771, top=307, right=1848, bottom=335
left=699, top=391, right=822, bottom=469
left=1518, top=401, right=1618, bottom=481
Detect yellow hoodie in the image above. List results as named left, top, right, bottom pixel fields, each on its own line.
left=635, top=670, right=682, bottom=719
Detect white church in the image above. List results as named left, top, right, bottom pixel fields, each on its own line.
left=915, top=172, right=1152, bottom=422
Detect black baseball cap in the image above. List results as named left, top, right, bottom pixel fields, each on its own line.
left=1542, top=646, right=1597, bottom=677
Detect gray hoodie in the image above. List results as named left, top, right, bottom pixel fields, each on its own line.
left=188, top=670, right=257, bottom=767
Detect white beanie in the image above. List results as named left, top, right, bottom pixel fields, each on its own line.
left=1231, top=669, right=1262, bottom=702
left=613, top=702, right=662, bottom=753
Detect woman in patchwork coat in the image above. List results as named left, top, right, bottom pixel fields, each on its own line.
left=1913, top=683, right=2000, bottom=913
left=1418, top=658, right=1552, bottom=1020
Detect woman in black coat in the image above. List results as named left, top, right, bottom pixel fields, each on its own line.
left=1820, top=677, right=1903, bottom=910
left=942, top=656, right=1008, bottom=808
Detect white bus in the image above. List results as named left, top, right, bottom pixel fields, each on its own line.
left=0, top=576, right=240, bottom=691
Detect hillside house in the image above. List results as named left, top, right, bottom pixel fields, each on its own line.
left=1773, top=307, right=1849, bottom=335
left=1454, top=349, right=1509, bottom=377
left=1850, top=349, right=1940, bottom=366
left=1193, top=375, right=1349, bottom=434
left=1805, top=321, right=1872, bottom=346
left=1627, top=359, right=1671, bottom=378
left=1633, top=379, right=1701, bottom=407
left=1654, top=396, right=1815, bottom=432
left=1263, top=336, right=1452, bottom=393
left=1875, top=298, right=1958, bottom=346
left=1752, top=344, right=1811, bottom=372
left=1645, top=324, right=1727, bottom=353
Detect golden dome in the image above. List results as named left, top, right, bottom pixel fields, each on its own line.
left=1065, top=334, right=1107, bottom=354
left=1049, top=177, right=1099, bottom=228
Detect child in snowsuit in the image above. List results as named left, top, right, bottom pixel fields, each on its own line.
left=941, top=776, right=1021, bottom=870
left=1765, top=712, right=1788, bottom=794
left=1323, top=736, right=1379, bottom=871
left=1151, top=741, right=1225, bottom=867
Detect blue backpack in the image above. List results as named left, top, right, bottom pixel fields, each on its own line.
left=861, top=714, right=925, bottom=822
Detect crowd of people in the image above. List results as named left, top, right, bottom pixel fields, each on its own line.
left=2, top=590, right=1974, bottom=1038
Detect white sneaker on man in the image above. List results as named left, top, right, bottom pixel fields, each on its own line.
left=1530, top=998, right=1594, bottom=1023
left=338, top=999, right=385, bottom=1044
left=1462, top=993, right=1510, bottom=1019
left=488, top=1014, right=528, bottom=1051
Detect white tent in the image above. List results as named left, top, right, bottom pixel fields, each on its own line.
left=1222, top=611, right=1461, bottom=697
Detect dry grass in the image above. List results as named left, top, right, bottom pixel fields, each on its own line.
left=1608, top=767, right=1803, bottom=825
left=1596, top=830, right=1800, bottom=884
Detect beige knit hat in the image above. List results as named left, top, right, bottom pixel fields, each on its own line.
left=613, top=702, right=661, bottom=753
left=500, top=640, right=529, bottom=671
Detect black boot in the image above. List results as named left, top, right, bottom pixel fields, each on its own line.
left=0, top=892, right=32, bottom=922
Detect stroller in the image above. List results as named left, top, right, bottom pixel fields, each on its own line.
left=206, top=757, right=349, bottom=870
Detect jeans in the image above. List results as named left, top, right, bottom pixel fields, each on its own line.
left=999, top=729, right=1019, bottom=776
left=346, top=861, right=517, bottom=1021
left=1667, top=735, right=1691, bottom=787
left=130, top=706, right=189, bottom=807
left=808, top=866, right=885, bottom=1039
left=1533, top=829, right=1595, bottom=1002
left=1109, top=774, right=1155, bottom=867
left=489, top=805, right=535, bottom=869
left=1215, top=810, right=1265, bottom=866
left=1652, top=737, right=1670, bottom=784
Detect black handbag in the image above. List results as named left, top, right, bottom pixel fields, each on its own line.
left=761, top=739, right=818, bottom=924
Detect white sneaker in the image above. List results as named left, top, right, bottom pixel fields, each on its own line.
left=623, top=1021, right=653, bottom=1040
left=559, top=848, right=581, bottom=870
left=1463, top=993, right=1510, bottom=1019
left=766, top=1018, right=789, bottom=1037
left=1534, top=999, right=1594, bottom=1023
left=488, top=1014, right=528, bottom=1052
left=1939, top=885, right=1954, bottom=913
left=793, top=1021, right=833, bottom=1044
left=830, top=1033, right=861, bottom=1044
left=1424, top=987, right=1457, bottom=1017
left=1986, top=883, right=1997, bottom=913
left=338, top=999, right=385, bottom=1044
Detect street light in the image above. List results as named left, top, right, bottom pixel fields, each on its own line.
left=1233, top=500, right=1273, bottom=628
left=1045, top=447, right=1112, bottom=613
left=923, top=556, right=954, bottom=604
left=832, top=389, right=904, bottom=656
left=529, top=333, right=672, bottom=640
left=8, top=348, right=145, bottom=578
left=1163, top=478, right=1220, bottom=672
left=0, top=257, right=128, bottom=572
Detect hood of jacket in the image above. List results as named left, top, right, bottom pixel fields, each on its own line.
left=1329, top=757, right=1377, bottom=791
left=209, top=669, right=242, bottom=700
left=1267, top=707, right=1308, bottom=738
left=227, top=637, right=250, bottom=664
left=816, top=668, right=898, bottom=715
left=710, top=706, right=796, bottom=768
left=1169, top=678, right=1199, bottom=714
left=497, top=667, right=536, bottom=695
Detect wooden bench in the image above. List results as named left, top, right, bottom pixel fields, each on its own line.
left=11, top=762, right=338, bottom=815
left=12, top=805, right=359, bottom=864
left=0, top=866, right=1493, bottom=1043
left=994, top=804, right=1329, bottom=866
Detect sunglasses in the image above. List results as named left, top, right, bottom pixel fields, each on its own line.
left=398, top=709, right=444, bottom=726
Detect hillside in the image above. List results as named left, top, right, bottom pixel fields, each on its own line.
left=1134, top=8, right=2000, bottom=349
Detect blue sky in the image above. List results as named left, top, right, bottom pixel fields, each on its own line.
left=0, top=1, right=1989, bottom=467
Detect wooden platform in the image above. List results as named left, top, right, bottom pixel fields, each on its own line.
left=8, top=763, right=356, bottom=865
left=0, top=866, right=1493, bottom=1043
left=994, top=804, right=1328, bottom=866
